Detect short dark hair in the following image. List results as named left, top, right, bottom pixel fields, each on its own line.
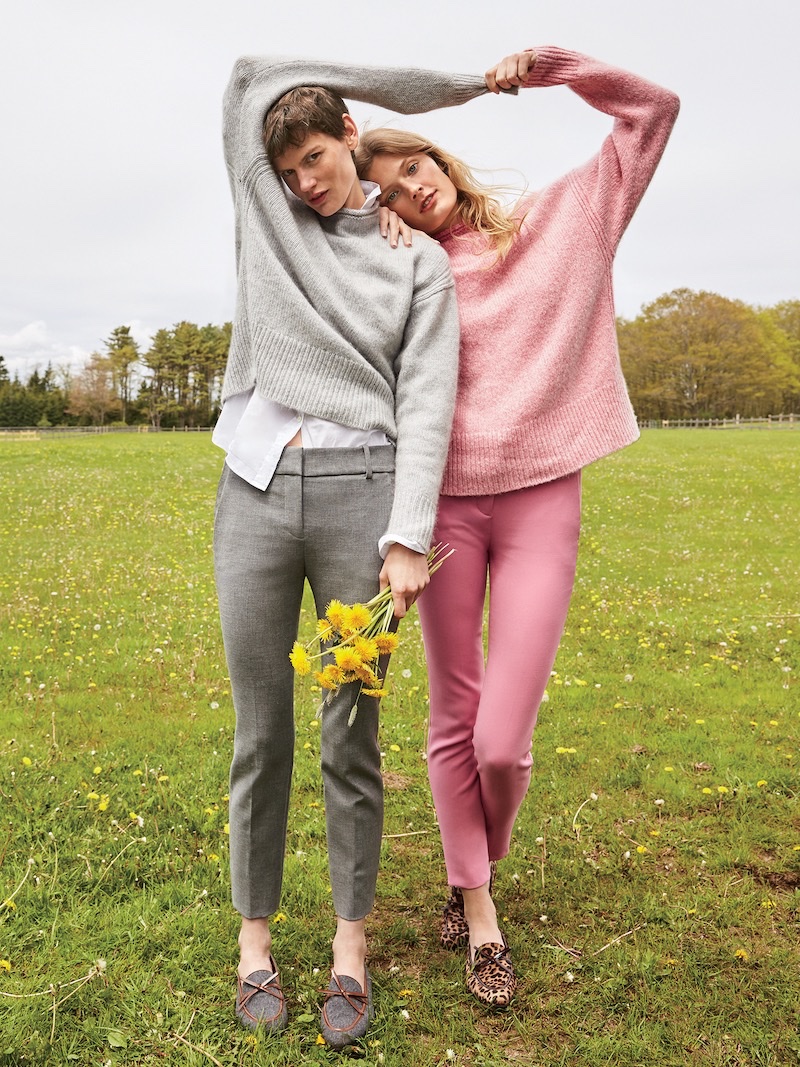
left=263, top=86, right=350, bottom=161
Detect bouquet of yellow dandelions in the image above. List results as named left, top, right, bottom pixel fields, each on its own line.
left=289, top=543, right=453, bottom=726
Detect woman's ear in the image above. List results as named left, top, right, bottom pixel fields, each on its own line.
left=342, top=113, right=359, bottom=150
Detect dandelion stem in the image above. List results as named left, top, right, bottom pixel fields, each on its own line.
left=381, top=829, right=432, bottom=839
left=1, top=855, right=34, bottom=914
left=170, top=1032, right=225, bottom=1067
left=96, top=836, right=145, bottom=884
left=589, top=923, right=647, bottom=956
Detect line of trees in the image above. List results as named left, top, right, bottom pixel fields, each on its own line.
left=2, top=291, right=799, bottom=428
left=619, top=291, right=800, bottom=420
left=0, top=322, right=231, bottom=429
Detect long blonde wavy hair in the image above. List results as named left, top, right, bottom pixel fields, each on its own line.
left=354, top=128, right=525, bottom=260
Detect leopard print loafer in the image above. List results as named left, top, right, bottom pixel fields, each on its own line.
left=440, top=886, right=469, bottom=950
left=439, top=861, right=497, bottom=951
left=466, top=935, right=517, bottom=1008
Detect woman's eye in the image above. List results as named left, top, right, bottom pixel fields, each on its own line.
left=386, top=190, right=398, bottom=204
left=408, top=162, right=417, bottom=175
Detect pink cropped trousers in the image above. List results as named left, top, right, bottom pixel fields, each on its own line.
left=418, top=472, right=581, bottom=890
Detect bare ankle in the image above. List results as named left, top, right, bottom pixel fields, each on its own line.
left=238, top=917, right=273, bottom=977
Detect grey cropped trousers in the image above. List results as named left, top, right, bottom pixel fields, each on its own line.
left=213, top=445, right=396, bottom=921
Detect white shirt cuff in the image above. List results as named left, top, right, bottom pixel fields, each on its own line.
left=378, top=534, right=427, bottom=560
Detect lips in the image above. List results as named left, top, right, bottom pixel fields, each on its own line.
left=309, top=190, right=327, bottom=207
left=420, top=191, right=436, bottom=214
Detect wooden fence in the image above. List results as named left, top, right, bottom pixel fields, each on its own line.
left=638, top=414, right=798, bottom=430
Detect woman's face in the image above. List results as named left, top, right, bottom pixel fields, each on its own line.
left=368, top=152, right=459, bottom=235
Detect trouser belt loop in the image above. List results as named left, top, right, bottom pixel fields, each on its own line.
left=363, top=443, right=373, bottom=480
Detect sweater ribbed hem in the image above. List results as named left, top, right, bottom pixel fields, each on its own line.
left=249, top=325, right=397, bottom=436
left=441, top=378, right=639, bottom=496
left=387, top=487, right=437, bottom=552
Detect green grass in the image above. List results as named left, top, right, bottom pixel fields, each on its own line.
left=1, top=430, right=798, bottom=1067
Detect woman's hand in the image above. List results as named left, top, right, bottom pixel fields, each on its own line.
left=379, top=205, right=413, bottom=248
left=379, top=544, right=429, bottom=618
left=485, top=49, right=536, bottom=94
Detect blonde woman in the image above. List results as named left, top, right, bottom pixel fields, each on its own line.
left=355, top=47, right=679, bottom=1006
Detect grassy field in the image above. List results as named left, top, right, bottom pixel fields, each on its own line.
left=0, top=430, right=798, bottom=1067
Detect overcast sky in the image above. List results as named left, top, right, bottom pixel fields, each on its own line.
left=2, top=0, right=798, bottom=379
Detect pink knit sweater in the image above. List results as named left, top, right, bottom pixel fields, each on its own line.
left=437, top=47, right=680, bottom=496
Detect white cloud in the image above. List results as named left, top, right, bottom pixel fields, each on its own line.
left=0, top=322, right=90, bottom=381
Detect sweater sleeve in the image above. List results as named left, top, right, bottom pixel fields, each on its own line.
left=385, top=247, right=460, bottom=549
left=223, top=55, right=487, bottom=180
left=523, top=47, right=680, bottom=251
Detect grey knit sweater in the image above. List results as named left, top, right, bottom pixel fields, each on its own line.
left=222, top=56, right=486, bottom=548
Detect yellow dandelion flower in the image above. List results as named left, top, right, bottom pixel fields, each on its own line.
left=716, top=785, right=729, bottom=794
left=760, top=899, right=775, bottom=909
left=702, top=787, right=713, bottom=795
left=398, top=989, right=416, bottom=996
left=317, top=664, right=345, bottom=690
left=334, top=647, right=362, bottom=672
left=734, top=948, right=749, bottom=960
left=21, top=757, right=32, bottom=767
left=272, top=912, right=287, bottom=923
left=289, top=642, right=312, bottom=676
left=375, top=632, right=399, bottom=654
left=390, top=744, right=401, bottom=752
left=2, top=900, right=16, bottom=911
left=757, top=780, right=767, bottom=787
left=362, top=688, right=388, bottom=699
left=316, top=618, right=332, bottom=638
left=86, top=791, right=100, bottom=801
left=0, top=959, right=11, bottom=971
left=98, top=795, right=110, bottom=812
left=93, top=766, right=102, bottom=774
left=316, top=1034, right=327, bottom=1045
left=354, top=636, right=379, bottom=663
left=325, top=600, right=347, bottom=630
left=355, top=665, right=380, bottom=687
left=636, top=845, right=648, bottom=854
left=345, top=603, right=371, bottom=631
left=223, top=823, right=230, bottom=835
